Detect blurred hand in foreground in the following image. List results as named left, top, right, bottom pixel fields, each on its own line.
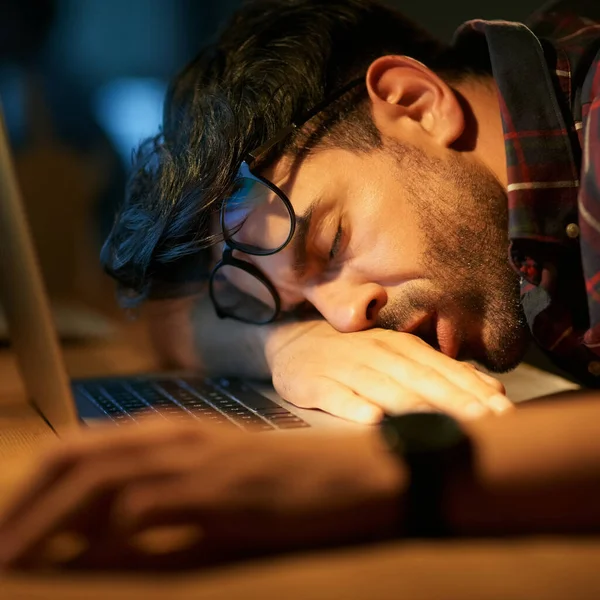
left=0, top=419, right=405, bottom=571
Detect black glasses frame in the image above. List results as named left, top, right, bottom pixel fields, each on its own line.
left=245, top=77, right=364, bottom=168
left=219, top=161, right=296, bottom=256
left=210, top=77, right=365, bottom=324
left=209, top=246, right=281, bottom=324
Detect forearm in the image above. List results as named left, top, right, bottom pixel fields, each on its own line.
left=445, top=392, right=600, bottom=535
left=144, top=294, right=321, bottom=379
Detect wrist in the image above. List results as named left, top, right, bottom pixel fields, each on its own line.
left=262, top=318, right=326, bottom=370
left=380, top=412, right=474, bottom=537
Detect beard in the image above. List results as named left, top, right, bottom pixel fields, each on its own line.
left=377, top=142, right=530, bottom=373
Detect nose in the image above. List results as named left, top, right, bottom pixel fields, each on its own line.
left=305, top=282, right=387, bottom=333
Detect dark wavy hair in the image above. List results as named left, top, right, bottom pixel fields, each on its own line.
left=101, top=0, right=486, bottom=306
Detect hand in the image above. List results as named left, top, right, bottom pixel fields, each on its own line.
left=0, top=420, right=404, bottom=571
left=265, top=320, right=512, bottom=423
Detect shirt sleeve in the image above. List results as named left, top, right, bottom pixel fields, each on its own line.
left=577, top=52, right=600, bottom=348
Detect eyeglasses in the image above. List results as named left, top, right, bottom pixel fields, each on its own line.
left=209, top=77, right=364, bottom=324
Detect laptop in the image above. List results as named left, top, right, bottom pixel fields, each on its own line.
left=0, top=105, right=350, bottom=439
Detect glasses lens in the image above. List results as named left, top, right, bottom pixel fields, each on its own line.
left=211, top=264, right=277, bottom=323
left=223, top=176, right=292, bottom=253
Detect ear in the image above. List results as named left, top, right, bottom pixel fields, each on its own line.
left=365, top=55, right=465, bottom=148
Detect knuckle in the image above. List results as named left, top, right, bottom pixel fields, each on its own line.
left=400, top=333, right=429, bottom=348
left=272, top=370, right=298, bottom=397
left=454, top=362, right=483, bottom=378
left=444, top=392, right=480, bottom=408
left=466, top=368, right=505, bottom=394
left=314, top=384, right=362, bottom=415
left=488, top=377, right=506, bottom=393
left=407, top=332, right=428, bottom=345
left=377, top=330, right=424, bottom=348
left=374, top=329, right=399, bottom=341
left=391, top=390, right=423, bottom=410
left=409, top=363, right=439, bottom=382
left=296, top=376, right=336, bottom=408
left=371, top=370, right=400, bottom=392
left=455, top=364, right=499, bottom=390
left=353, top=363, right=378, bottom=382
left=330, top=395, right=377, bottom=422
left=370, top=337, right=393, bottom=352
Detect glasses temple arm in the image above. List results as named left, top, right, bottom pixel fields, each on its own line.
left=247, top=76, right=364, bottom=165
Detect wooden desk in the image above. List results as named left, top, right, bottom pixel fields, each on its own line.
left=0, top=324, right=599, bottom=599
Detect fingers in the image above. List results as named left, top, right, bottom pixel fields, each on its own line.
left=0, top=419, right=203, bottom=536
left=377, top=335, right=513, bottom=416
left=113, top=480, right=267, bottom=562
left=0, top=423, right=222, bottom=569
left=336, top=365, right=432, bottom=415
left=270, top=323, right=514, bottom=424
left=277, top=352, right=512, bottom=423
left=291, top=377, right=384, bottom=424
left=341, top=363, right=491, bottom=420
left=463, top=362, right=507, bottom=394
left=0, top=464, right=115, bottom=568
left=320, top=337, right=512, bottom=420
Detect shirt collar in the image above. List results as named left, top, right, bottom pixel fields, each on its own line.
left=453, top=19, right=580, bottom=246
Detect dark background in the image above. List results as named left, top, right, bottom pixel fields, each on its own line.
left=0, top=0, right=544, bottom=316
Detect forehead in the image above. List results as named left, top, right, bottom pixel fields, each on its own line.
left=259, top=148, right=358, bottom=209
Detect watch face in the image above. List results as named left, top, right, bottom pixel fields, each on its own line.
left=381, top=412, right=467, bottom=455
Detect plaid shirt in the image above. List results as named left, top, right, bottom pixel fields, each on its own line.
left=455, top=0, right=600, bottom=386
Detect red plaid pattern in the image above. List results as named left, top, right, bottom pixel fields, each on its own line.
left=455, top=1, right=600, bottom=384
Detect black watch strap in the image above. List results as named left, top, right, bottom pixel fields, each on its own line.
left=380, top=412, right=473, bottom=538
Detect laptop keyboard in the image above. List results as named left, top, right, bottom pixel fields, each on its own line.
left=73, top=377, right=310, bottom=432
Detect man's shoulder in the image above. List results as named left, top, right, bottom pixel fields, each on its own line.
left=526, top=0, right=600, bottom=39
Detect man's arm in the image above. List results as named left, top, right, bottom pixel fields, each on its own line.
left=144, top=294, right=511, bottom=422
left=144, top=295, right=326, bottom=379
left=445, top=391, right=600, bottom=535
left=1, top=392, right=600, bottom=570
left=145, top=295, right=271, bottom=377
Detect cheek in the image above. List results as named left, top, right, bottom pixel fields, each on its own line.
left=393, top=222, right=425, bottom=263
left=351, top=198, right=425, bottom=272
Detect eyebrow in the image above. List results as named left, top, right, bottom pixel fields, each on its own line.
left=291, top=200, right=319, bottom=277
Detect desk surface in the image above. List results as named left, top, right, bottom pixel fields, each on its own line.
left=0, top=321, right=598, bottom=599
left=0, top=320, right=161, bottom=458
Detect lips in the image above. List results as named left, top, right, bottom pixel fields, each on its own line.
left=402, top=312, right=459, bottom=359
left=402, top=311, right=434, bottom=337
left=403, top=312, right=437, bottom=345
left=436, top=315, right=459, bottom=359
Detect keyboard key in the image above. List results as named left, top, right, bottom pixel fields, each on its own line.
left=269, top=412, right=303, bottom=421
left=77, top=378, right=309, bottom=431
left=256, top=407, right=292, bottom=416
left=275, top=420, right=310, bottom=429
left=211, top=379, right=278, bottom=410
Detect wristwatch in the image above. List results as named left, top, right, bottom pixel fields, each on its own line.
left=380, top=411, right=473, bottom=538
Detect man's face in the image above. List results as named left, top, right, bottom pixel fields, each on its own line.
left=222, top=139, right=530, bottom=372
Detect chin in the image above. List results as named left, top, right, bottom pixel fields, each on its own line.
left=465, top=320, right=531, bottom=374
